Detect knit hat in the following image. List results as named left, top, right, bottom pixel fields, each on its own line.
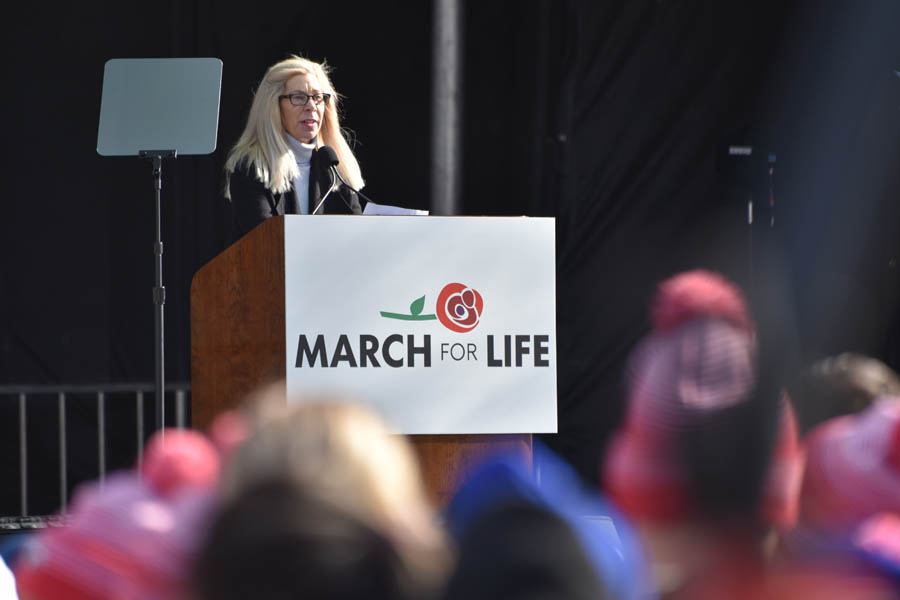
left=603, top=269, right=802, bottom=526
left=14, top=428, right=220, bottom=600
left=446, top=442, right=653, bottom=600
left=141, top=428, right=221, bottom=496
left=799, top=397, right=900, bottom=534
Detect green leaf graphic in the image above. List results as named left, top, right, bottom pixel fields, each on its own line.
left=410, top=295, right=425, bottom=316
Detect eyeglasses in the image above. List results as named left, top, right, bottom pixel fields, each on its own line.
left=278, top=92, right=331, bottom=107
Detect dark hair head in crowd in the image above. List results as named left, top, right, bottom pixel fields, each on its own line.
left=443, top=443, right=651, bottom=600
left=193, top=477, right=424, bottom=600
left=443, top=500, right=612, bottom=600
left=787, top=352, right=900, bottom=434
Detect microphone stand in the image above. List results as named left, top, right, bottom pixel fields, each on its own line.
left=313, top=166, right=373, bottom=213
left=311, top=168, right=337, bottom=215
left=314, top=147, right=374, bottom=212
left=331, top=167, right=376, bottom=206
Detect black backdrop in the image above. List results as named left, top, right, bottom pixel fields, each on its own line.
left=2, top=0, right=900, bottom=514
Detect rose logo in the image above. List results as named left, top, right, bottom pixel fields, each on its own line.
left=436, top=283, right=483, bottom=333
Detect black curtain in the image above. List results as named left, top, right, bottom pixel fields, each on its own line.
left=2, top=0, right=900, bottom=513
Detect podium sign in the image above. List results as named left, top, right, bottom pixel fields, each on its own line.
left=283, top=216, right=557, bottom=434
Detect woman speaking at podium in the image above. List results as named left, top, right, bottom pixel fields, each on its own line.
left=225, top=55, right=364, bottom=241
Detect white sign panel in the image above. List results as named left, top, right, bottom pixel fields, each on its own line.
left=284, top=215, right=557, bottom=434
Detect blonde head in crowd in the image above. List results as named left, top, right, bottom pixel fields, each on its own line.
left=225, top=55, right=364, bottom=197
left=222, top=384, right=450, bottom=584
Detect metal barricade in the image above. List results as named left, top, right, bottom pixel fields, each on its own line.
left=0, top=383, right=190, bottom=530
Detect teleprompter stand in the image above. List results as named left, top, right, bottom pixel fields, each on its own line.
left=97, top=58, right=222, bottom=433
left=141, top=149, right=177, bottom=434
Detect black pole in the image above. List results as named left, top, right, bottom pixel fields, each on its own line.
left=431, top=0, right=463, bottom=215
left=140, top=149, right=176, bottom=434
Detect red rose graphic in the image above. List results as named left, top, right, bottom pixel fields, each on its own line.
left=436, top=283, right=483, bottom=333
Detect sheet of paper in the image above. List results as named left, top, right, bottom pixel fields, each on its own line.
left=363, top=201, right=429, bottom=216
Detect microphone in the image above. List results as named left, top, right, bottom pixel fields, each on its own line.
left=318, top=145, right=340, bottom=168
left=315, top=145, right=377, bottom=208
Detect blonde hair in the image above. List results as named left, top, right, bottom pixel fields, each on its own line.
left=224, top=55, right=364, bottom=197
left=222, top=388, right=451, bottom=583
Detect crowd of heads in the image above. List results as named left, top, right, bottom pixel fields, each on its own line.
left=10, top=386, right=451, bottom=600
left=601, top=270, right=900, bottom=597
left=4, top=268, right=900, bottom=599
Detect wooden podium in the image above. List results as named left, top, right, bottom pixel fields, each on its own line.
left=191, top=217, right=534, bottom=506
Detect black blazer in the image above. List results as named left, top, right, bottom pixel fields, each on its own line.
left=228, top=148, right=362, bottom=242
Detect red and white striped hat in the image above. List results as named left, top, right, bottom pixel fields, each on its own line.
left=603, top=269, right=802, bottom=526
left=14, top=428, right=221, bottom=600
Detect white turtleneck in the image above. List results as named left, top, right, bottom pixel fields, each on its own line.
left=285, top=133, right=316, bottom=214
